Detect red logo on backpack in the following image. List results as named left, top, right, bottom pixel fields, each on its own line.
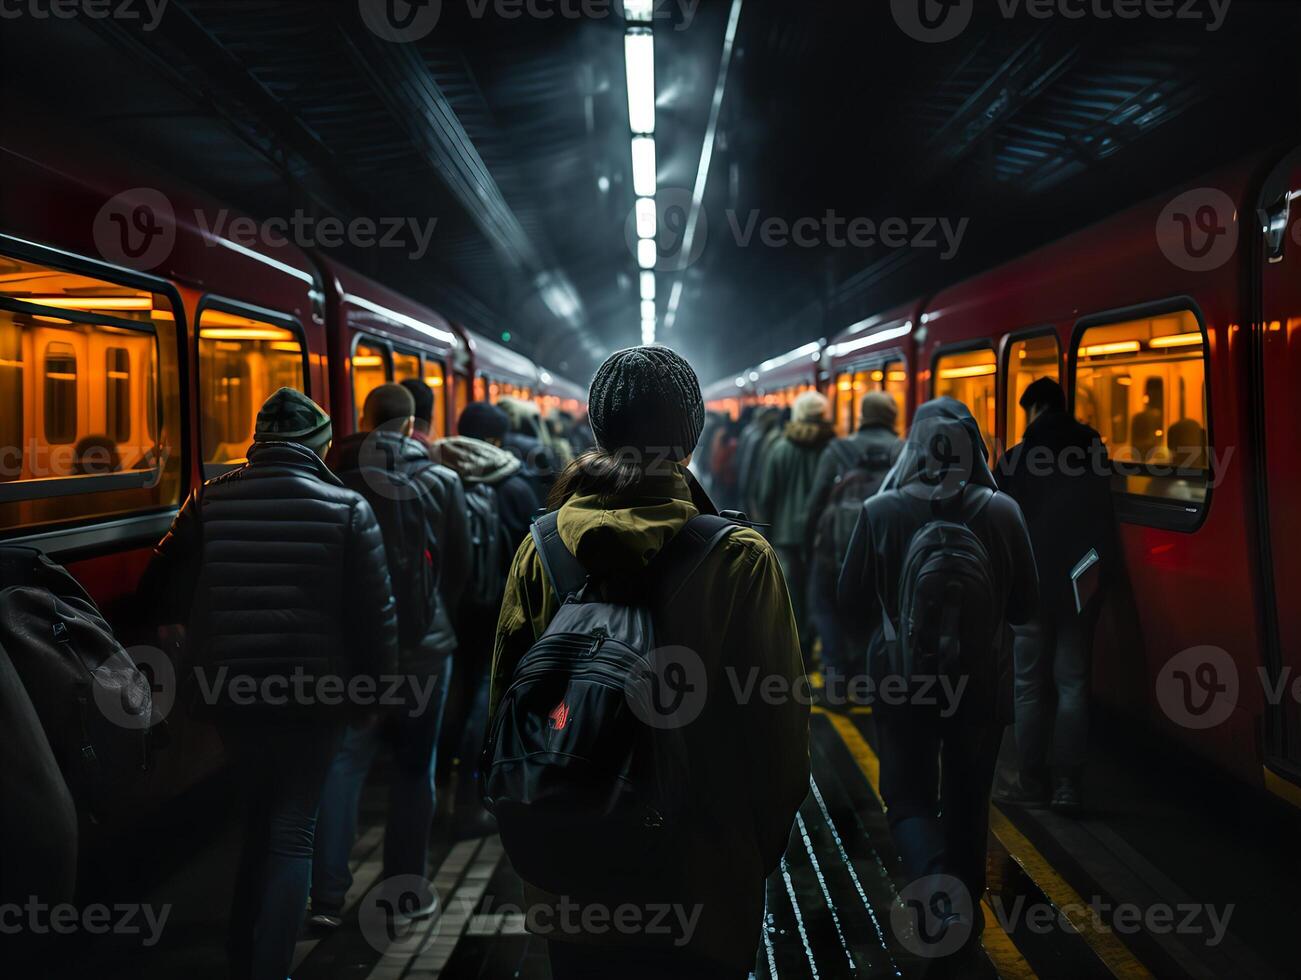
left=548, top=700, right=570, bottom=731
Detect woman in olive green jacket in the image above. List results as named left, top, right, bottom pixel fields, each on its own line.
left=490, top=346, right=810, bottom=980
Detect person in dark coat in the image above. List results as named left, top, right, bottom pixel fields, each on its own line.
left=147, top=387, right=398, bottom=980
left=757, top=391, right=837, bottom=656
left=310, top=383, right=472, bottom=926
left=838, top=397, right=1038, bottom=967
left=431, top=403, right=543, bottom=826
left=994, top=377, right=1116, bottom=812
left=736, top=406, right=783, bottom=519
left=802, top=391, right=902, bottom=680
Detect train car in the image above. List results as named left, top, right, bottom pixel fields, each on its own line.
left=712, top=147, right=1301, bottom=793
left=746, top=340, right=825, bottom=412
left=823, top=301, right=922, bottom=438
left=461, top=329, right=540, bottom=408
left=535, top=368, right=588, bottom=418
left=703, top=374, right=750, bottom=419
left=315, top=257, right=460, bottom=441
left=0, top=126, right=325, bottom=804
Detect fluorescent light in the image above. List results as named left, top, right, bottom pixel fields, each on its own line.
left=27, top=295, right=152, bottom=311
left=200, top=328, right=294, bottom=341
left=624, top=30, right=655, bottom=135
left=1149, top=332, right=1203, bottom=349
left=635, top=197, right=657, bottom=240
left=640, top=271, right=656, bottom=301
left=623, top=0, right=653, bottom=21
left=631, top=136, right=656, bottom=197
left=641, top=299, right=656, bottom=320
left=735, top=377, right=746, bottom=387
left=748, top=371, right=759, bottom=382
left=938, top=364, right=996, bottom=380
left=1080, top=341, right=1140, bottom=358
left=637, top=238, right=657, bottom=269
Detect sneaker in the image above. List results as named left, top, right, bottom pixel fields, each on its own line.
left=992, top=773, right=1049, bottom=809
left=1050, top=775, right=1083, bottom=814
left=308, top=903, right=343, bottom=930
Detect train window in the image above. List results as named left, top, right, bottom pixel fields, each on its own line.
left=1005, top=334, right=1061, bottom=446
left=423, top=358, right=447, bottom=437
left=1073, top=310, right=1208, bottom=504
left=351, top=339, right=388, bottom=424
left=454, top=373, right=471, bottom=430
left=933, top=347, right=997, bottom=457
left=44, top=341, right=78, bottom=445
left=393, top=349, right=420, bottom=384
left=0, top=254, right=183, bottom=533
left=199, top=309, right=305, bottom=474
left=834, top=373, right=854, bottom=434
left=473, top=375, right=487, bottom=403
left=881, top=360, right=908, bottom=436
left=106, top=347, right=132, bottom=443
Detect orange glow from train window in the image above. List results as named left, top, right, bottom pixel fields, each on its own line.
left=200, top=310, right=306, bottom=474
left=1074, top=310, right=1208, bottom=504
left=0, top=253, right=183, bottom=533
left=1005, top=333, right=1060, bottom=447
left=933, top=347, right=997, bottom=456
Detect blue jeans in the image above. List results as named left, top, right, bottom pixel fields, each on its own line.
left=1012, top=604, right=1096, bottom=775
left=312, top=655, right=453, bottom=910
left=221, top=719, right=343, bottom=980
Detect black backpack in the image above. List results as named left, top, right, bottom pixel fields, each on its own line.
left=881, top=488, right=1000, bottom=683
left=481, top=512, right=737, bottom=896
left=0, top=547, right=159, bottom=826
left=463, top=482, right=507, bottom=609
left=814, top=442, right=896, bottom=577
left=339, top=461, right=441, bottom=651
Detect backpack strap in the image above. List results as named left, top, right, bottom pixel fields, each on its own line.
left=530, top=511, right=589, bottom=601
left=653, top=514, right=739, bottom=605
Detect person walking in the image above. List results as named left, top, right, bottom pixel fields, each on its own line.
left=146, top=387, right=398, bottom=980
left=757, top=390, right=837, bottom=656
left=310, top=383, right=471, bottom=927
left=994, top=377, right=1116, bottom=812
left=838, top=397, right=1038, bottom=969
left=488, top=346, right=809, bottom=979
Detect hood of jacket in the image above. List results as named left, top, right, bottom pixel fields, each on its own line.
left=328, top=428, right=430, bottom=474
left=783, top=419, right=836, bottom=449
left=431, top=435, right=521, bottom=485
left=880, top=396, right=998, bottom=499
left=555, top=463, right=714, bottom=578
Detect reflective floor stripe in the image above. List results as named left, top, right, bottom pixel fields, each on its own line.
left=778, top=857, right=820, bottom=978
left=979, top=897, right=1038, bottom=980
left=793, top=811, right=857, bottom=976
left=820, top=710, right=1038, bottom=980
left=988, top=809, right=1154, bottom=980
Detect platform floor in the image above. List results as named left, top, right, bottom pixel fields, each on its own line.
left=59, top=704, right=1297, bottom=979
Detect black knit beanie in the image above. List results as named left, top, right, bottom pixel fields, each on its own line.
left=458, top=401, right=510, bottom=442
left=588, top=346, right=704, bottom=459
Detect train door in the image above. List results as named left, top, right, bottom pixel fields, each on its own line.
left=1257, top=157, right=1301, bottom=774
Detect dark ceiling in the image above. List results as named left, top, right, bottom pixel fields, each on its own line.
left=4, top=0, right=1299, bottom=386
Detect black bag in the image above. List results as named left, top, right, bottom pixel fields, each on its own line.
left=481, top=512, right=737, bottom=896
left=0, top=547, right=158, bottom=825
left=339, top=461, right=440, bottom=650
left=814, top=442, right=895, bottom=578
left=463, top=482, right=507, bottom=609
left=883, top=488, right=1000, bottom=683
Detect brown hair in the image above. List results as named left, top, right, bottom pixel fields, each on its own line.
left=545, top=447, right=649, bottom=511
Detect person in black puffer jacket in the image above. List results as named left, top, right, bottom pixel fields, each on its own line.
left=311, top=384, right=471, bottom=926
left=146, top=387, right=397, bottom=980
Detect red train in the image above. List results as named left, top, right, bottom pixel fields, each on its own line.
left=709, top=145, right=1301, bottom=798
left=0, top=128, right=588, bottom=806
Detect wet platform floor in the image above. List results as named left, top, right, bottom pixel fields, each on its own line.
left=65, top=706, right=1295, bottom=980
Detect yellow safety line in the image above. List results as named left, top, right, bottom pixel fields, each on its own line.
left=817, top=711, right=1034, bottom=979
left=988, top=809, right=1153, bottom=980
left=1262, top=766, right=1301, bottom=810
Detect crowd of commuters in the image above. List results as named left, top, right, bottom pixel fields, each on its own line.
left=6, top=340, right=1121, bottom=978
